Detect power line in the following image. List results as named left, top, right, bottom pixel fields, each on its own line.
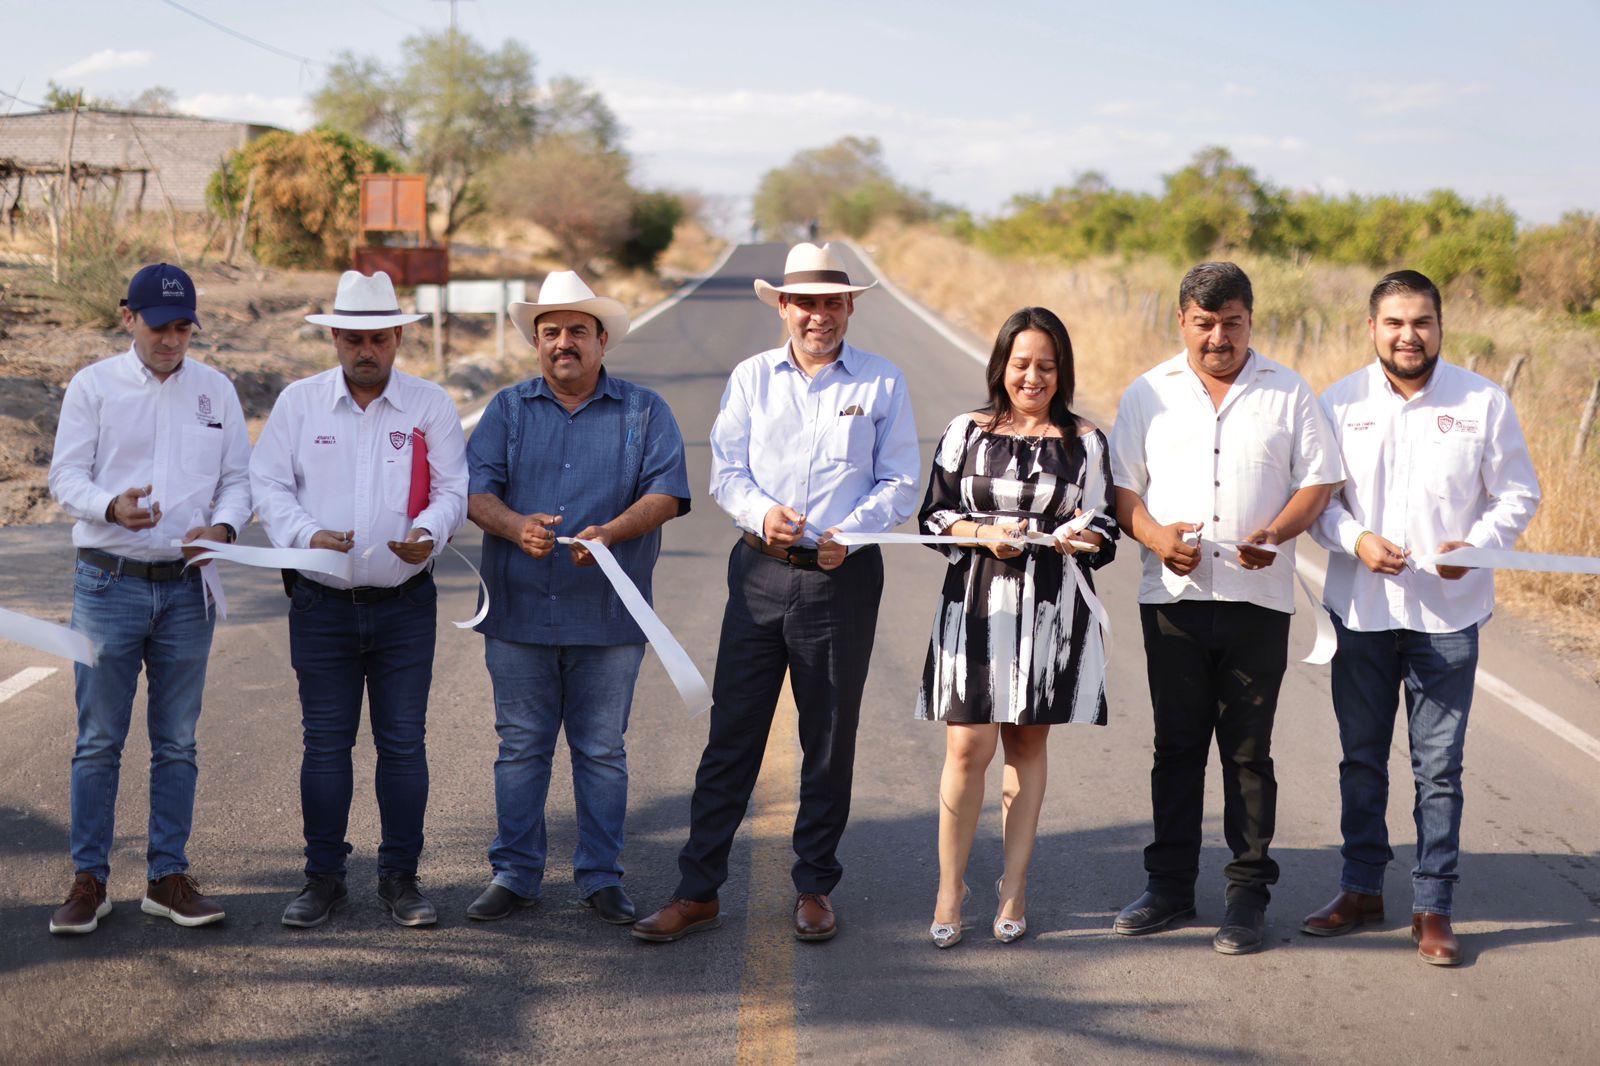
left=157, top=0, right=319, bottom=67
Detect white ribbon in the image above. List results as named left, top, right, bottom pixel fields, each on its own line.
left=829, top=527, right=1114, bottom=667
left=0, top=606, right=97, bottom=666
left=1208, top=539, right=1336, bottom=665
left=1416, top=546, right=1600, bottom=575
left=558, top=536, right=712, bottom=716
left=359, top=540, right=490, bottom=629
left=176, top=522, right=229, bottom=621
left=181, top=539, right=354, bottom=584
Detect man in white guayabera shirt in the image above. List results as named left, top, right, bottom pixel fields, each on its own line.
left=251, top=270, right=467, bottom=931
left=47, top=263, right=251, bottom=935
left=1302, top=270, right=1539, bottom=966
left=1109, top=261, right=1343, bottom=956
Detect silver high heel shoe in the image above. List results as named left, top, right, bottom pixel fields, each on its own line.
left=994, top=876, right=1027, bottom=944
left=930, top=881, right=971, bottom=949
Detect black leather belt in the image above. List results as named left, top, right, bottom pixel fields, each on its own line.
left=289, top=567, right=432, bottom=604
left=741, top=531, right=819, bottom=569
left=77, top=547, right=190, bottom=582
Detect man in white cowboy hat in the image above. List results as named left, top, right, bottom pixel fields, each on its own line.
left=462, top=270, right=690, bottom=925
left=250, top=269, right=468, bottom=929
left=635, top=242, right=920, bottom=943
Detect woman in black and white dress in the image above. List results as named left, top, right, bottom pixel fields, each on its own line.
left=918, top=306, right=1118, bottom=947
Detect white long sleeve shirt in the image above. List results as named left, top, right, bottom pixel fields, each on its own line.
left=709, top=341, right=920, bottom=545
left=49, top=347, right=252, bottom=561
left=249, top=367, right=468, bottom=589
left=1312, top=359, right=1540, bottom=632
left=1109, top=349, right=1343, bottom=612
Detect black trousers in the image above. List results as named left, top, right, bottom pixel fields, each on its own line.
left=675, top=540, right=883, bottom=900
left=1139, top=600, right=1290, bottom=908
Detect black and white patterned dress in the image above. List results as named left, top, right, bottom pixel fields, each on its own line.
left=915, top=414, right=1119, bottom=726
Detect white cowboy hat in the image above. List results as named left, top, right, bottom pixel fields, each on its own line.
left=753, top=242, right=878, bottom=307
left=508, top=271, right=629, bottom=347
left=305, top=270, right=426, bottom=329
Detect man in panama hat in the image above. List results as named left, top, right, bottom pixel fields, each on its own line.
left=251, top=270, right=468, bottom=929
left=635, top=242, right=919, bottom=943
left=464, top=270, right=690, bottom=926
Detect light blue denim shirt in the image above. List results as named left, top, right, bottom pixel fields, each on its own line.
left=468, top=371, right=690, bottom=646
left=709, top=342, right=920, bottom=546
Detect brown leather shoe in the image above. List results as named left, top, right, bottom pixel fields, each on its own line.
left=1412, top=912, right=1461, bottom=966
left=632, top=897, right=721, bottom=942
left=795, top=892, right=836, bottom=941
left=141, top=873, right=225, bottom=927
left=1301, top=890, right=1384, bottom=936
left=49, top=871, right=110, bottom=935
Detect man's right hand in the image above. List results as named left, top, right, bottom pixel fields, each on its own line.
left=1356, top=531, right=1409, bottom=575
left=310, top=529, right=356, bottom=553
left=107, top=485, right=160, bottom=530
left=519, top=512, right=562, bottom=559
left=762, top=505, right=806, bottom=548
left=1150, top=521, right=1203, bottom=576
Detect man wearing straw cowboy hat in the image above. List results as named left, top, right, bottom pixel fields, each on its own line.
left=463, top=270, right=690, bottom=926
left=251, top=270, right=468, bottom=928
left=635, top=242, right=920, bottom=943
left=47, top=262, right=251, bottom=934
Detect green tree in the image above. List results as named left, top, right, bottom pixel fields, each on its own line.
left=540, top=76, right=623, bottom=153
left=617, top=191, right=685, bottom=271
left=752, top=136, right=942, bottom=237
left=312, top=30, right=538, bottom=237
left=487, top=134, right=634, bottom=271
left=208, top=127, right=399, bottom=268
left=1156, top=146, right=1284, bottom=260
left=1518, top=212, right=1600, bottom=315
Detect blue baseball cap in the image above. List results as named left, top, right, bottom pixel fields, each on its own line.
left=124, top=263, right=201, bottom=330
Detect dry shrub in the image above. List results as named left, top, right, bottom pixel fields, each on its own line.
left=21, top=206, right=163, bottom=328
left=867, top=222, right=1600, bottom=634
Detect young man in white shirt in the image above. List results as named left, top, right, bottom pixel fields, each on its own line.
left=1303, top=270, right=1539, bottom=965
left=250, top=271, right=468, bottom=929
left=47, top=263, right=252, bottom=934
left=1109, top=261, right=1343, bottom=955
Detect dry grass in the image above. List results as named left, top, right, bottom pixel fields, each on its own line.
left=865, top=223, right=1600, bottom=669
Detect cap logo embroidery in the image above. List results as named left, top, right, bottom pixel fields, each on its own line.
left=162, top=278, right=185, bottom=296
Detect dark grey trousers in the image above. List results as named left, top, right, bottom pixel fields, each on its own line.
left=675, top=539, right=883, bottom=900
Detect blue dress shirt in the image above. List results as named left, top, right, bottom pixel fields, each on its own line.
left=709, top=342, right=920, bottom=545
left=468, top=370, right=691, bottom=646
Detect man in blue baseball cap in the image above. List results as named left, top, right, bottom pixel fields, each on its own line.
left=46, top=262, right=252, bottom=934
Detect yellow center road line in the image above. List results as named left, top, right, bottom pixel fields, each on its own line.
left=735, top=676, right=800, bottom=1066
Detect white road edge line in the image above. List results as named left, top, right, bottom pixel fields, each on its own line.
left=0, top=666, right=57, bottom=704
left=852, top=236, right=1600, bottom=768
left=457, top=242, right=740, bottom=434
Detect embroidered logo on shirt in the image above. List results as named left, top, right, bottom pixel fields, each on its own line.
left=1347, top=420, right=1375, bottom=432
left=389, top=430, right=411, bottom=450
left=314, top=434, right=337, bottom=445
left=1437, top=415, right=1455, bottom=434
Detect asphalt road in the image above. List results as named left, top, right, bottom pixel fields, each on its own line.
left=3, top=244, right=1600, bottom=1065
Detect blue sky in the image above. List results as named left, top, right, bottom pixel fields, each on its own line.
left=12, top=0, right=1600, bottom=226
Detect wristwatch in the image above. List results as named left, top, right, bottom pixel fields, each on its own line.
left=217, top=523, right=238, bottom=544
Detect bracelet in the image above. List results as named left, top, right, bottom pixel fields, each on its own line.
left=1354, top=530, right=1372, bottom=555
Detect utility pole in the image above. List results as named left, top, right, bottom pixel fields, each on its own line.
left=435, top=0, right=473, bottom=32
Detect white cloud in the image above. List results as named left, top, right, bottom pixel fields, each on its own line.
left=176, top=92, right=311, bottom=130
left=56, top=49, right=152, bottom=80
left=1348, top=82, right=1489, bottom=115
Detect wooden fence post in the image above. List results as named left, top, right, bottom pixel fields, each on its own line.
left=1574, top=376, right=1600, bottom=462
left=1501, top=354, right=1528, bottom=397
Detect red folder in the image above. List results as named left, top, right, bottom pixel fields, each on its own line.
left=407, top=427, right=429, bottom=520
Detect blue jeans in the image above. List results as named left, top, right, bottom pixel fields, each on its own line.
left=70, top=558, right=215, bottom=882
left=288, top=575, right=437, bottom=878
left=483, top=638, right=645, bottom=899
left=1331, top=617, right=1478, bottom=915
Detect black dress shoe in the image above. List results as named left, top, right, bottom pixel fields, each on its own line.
left=466, top=883, right=537, bottom=921
left=377, top=873, right=438, bottom=927
left=1113, top=891, right=1196, bottom=936
left=282, top=874, right=348, bottom=928
left=1214, top=901, right=1267, bottom=955
left=582, top=885, right=636, bottom=924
